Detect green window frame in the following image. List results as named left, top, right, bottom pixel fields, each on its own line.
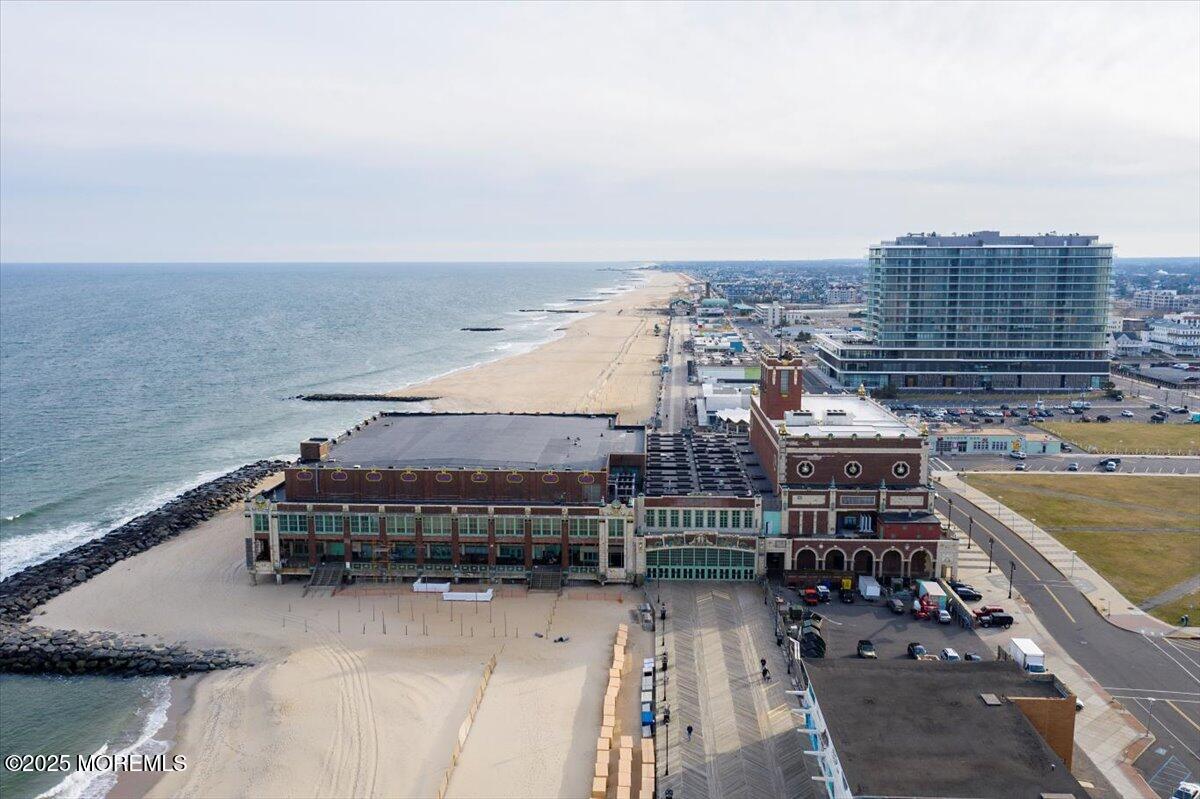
left=568, top=518, right=599, bottom=538
left=278, top=513, right=307, bottom=534
left=681, top=510, right=693, bottom=527
left=458, top=515, right=488, bottom=537
left=608, top=519, right=625, bottom=539
left=656, top=509, right=669, bottom=528
left=706, top=510, right=717, bottom=528
left=252, top=514, right=269, bottom=532
left=669, top=510, right=680, bottom=528
left=422, top=515, right=451, bottom=536
left=729, top=510, right=741, bottom=529
left=718, top=511, right=729, bottom=528
left=531, top=517, right=561, bottom=537
left=349, top=515, right=379, bottom=535
left=314, top=514, right=342, bottom=536
left=495, top=517, right=524, bottom=536
left=387, top=514, right=415, bottom=535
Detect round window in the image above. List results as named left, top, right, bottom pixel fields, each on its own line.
left=892, top=461, right=911, bottom=478
left=796, top=460, right=815, bottom=478
left=843, top=461, right=863, bottom=478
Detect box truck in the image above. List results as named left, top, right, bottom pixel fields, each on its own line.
left=857, top=575, right=881, bottom=601
left=1008, top=638, right=1046, bottom=673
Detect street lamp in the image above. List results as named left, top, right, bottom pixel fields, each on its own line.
left=1007, top=560, right=1016, bottom=599
left=967, top=516, right=974, bottom=549
left=988, top=536, right=995, bottom=573
left=1069, top=550, right=1077, bottom=581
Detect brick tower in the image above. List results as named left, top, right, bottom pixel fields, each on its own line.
left=757, top=352, right=804, bottom=419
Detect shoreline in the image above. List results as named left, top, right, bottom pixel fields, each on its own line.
left=109, top=675, right=198, bottom=799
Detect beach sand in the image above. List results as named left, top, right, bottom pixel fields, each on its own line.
left=35, top=272, right=675, bottom=798
left=37, top=508, right=651, bottom=799
left=394, top=270, right=688, bottom=424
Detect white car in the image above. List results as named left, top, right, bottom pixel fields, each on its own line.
left=1009, top=451, right=1026, bottom=459
left=937, top=609, right=952, bottom=623
left=939, top=647, right=961, bottom=661
left=1121, top=410, right=1135, bottom=418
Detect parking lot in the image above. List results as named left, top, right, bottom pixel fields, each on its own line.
left=779, top=586, right=996, bottom=661
left=930, top=452, right=1200, bottom=474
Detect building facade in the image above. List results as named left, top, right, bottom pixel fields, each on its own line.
left=1134, top=289, right=1189, bottom=311
left=1147, top=312, right=1200, bottom=357
left=815, top=231, right=1113, bottom=391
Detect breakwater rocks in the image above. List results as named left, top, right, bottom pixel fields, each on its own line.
left=0, top=460, right=285, bottom=676
left=460, top=327, right=504, bottom=332
left=0, top=625, right=250, bottom=676
left=293, top=393, right=437, bottom=402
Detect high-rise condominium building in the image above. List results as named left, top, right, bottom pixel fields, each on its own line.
left=814, top=231, right=1113, bottom=391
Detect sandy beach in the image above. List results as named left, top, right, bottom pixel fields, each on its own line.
left=33, top=272, right=678, bottom=798
left=394, top=270, right=688, bottom=424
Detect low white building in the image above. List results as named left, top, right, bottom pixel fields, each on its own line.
left=1110, top=331, right=1149, bottom=358
left=1148, top=312, right=1200, bottom=357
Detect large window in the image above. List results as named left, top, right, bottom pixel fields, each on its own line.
left=705, top=510, right=717, bottom=528
left=608, top=519, right=625, bottom=539
left=314, top=514, right=341, bottom=536
left=656, top=509, right=669, bottom=528
left=252, top=514, right=269, bottom=532
left=669, top=510, right=680, bottom=528
left=718, top=510, right=729, bottom=529
left=531, top=517, right=561, bottom=537
left=349, top=515, right=378, bottom=536
left=568, top=518, right=600, bottom=538
left=278, top=513, right=307, bottom=534
left=458, top=515, right=488, bottom=537
left=422, top=515, right=451, bottom=536
left=495, top=517, right=524, bottom=536
left=387, top=514, right=415, bottom=535
left=681, top=510, right=693, bottom=527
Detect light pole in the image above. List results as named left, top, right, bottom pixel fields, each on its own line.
left=1146, top=698, right=1157, bottom=737
left=967, top=516, right=974, bottom=550
left=1007, top=560, right=1016, bottom=599
left=1069, top=550, right=1077, bottom=581
left=988, top=536, right=995, bottom=573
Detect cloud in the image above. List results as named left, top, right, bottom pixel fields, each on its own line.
left=1, top=0, right=1197, bottom=260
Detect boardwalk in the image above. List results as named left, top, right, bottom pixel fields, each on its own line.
left=655, top=583, right=815, bottom=799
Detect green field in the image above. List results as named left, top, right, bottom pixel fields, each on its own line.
left=963, top=474, right=1200, bottom=622
left=1036, top=421, right=1200, bottom=455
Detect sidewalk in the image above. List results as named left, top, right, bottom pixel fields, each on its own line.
left=953, top=536, right=1158, bottom=798
left=935, top=470, right=1184, bottom=637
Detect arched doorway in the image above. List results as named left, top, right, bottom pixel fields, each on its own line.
left=852, top=549, right=874, bottom=575
left=881, top=549, right=902, bottom=577
left=794, top=548, right=817, bottom=570
left=909, top=549, right=932, bottom=577
left=824, top=548, right=846, bottom=572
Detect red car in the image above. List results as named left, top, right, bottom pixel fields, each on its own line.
left=803, top=587, right=820, bottom=606
left=973, top=605, right=1005, bottom=619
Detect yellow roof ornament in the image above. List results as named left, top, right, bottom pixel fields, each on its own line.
left=857, top=382, right=868, bottom=399
left=919, top=421, right=930, bottom=436
left=777, top=422, right=789, bottom=437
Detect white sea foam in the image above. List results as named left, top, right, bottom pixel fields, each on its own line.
left=36, top=678, right=172, bottom=799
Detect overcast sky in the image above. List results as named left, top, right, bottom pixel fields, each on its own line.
left=2, top=1, right=1197, bottom=262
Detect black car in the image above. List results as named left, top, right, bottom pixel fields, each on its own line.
left=839, top=588, right=855, bottom=604
left=955, top=587, right=983, bottom=602
left=964, top=652, right=983, bottom=662
left=857, top=640, right=877, bottom=659
left=978, top=613, right=1014, bottom=629
left=907, top=642, right=927, bottom=659
left=1096, top=414, right=1111, bottom=423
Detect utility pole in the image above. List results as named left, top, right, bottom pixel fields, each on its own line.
left=1007, top=560, right=1016, bottom=599
left=988, top=536, right=995, bottom=573
left=967, top=516, right=973, bottom=549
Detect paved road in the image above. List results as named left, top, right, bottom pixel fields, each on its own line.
left=656, top=583, right=813, bottom=799
left=931, top=486, right=1200, bottom=795
left=930, top=453, right=1200, bottom=474
left=661, top=319, right=690, bottom=432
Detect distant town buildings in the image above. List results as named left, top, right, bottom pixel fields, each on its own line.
left=1147, top=311, right=1200, bottom=357
left=1133, top=288, right=1190, bottom=311
left=814, top=231, right=1114, bottom=391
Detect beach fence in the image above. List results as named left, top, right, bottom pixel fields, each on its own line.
left=436, top=651, right=499, bottom=799
left=592, top=624, right=630, bottom=799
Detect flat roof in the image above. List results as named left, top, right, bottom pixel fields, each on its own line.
left=882, top=230, right=1102, bottom=248
left=804, top=659, right=1083, bottom=798
left=317, top=413, right=645, bottom=471
left=778, top=396, right=921, bottom=439
left=644, top=432, right=755, bottom=497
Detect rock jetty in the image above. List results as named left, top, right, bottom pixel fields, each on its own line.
left=0, top=459, right=285, bottom=675
left=0, top=625, right=250, bottom=676
left=460, top=327, right=504, bottom=332
left=293, top=393, right=436, bottom=402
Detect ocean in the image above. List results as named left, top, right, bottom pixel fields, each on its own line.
left=0, top=261, right=642, bottom=798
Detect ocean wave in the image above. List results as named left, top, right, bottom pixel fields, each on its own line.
left=36, top=678, right=172, bottom=799
left=0, top=465, right=242, bottom=581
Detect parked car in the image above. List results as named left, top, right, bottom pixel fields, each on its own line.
left=803, top=587, right=819, bottom=605
left=888, top=597, right=905, bottom=614
left=1009, top=450, right=1026, bottom=459
left=979, top=612, right=1015, bottom=629
left=907, top=642, right=928, bottom=659
left=1171, top=406, right=1189, bottom=414
left=1150, top=414, right=1166, bottom=424
left=955, top=586, right=983, bottom=601
left=1105, top=460, right=1118, bottom=472
left=1149, top=402, right=1162, bottom=410
left=1014, top=463, right=1027, bottom=471
left=815, top=585, right=831, bottom=603
left=1067, top=462, right=1080, bottom=471
left=940, top=648, right=961, bottom=661
left=964, top=652, right=983, bottom=662
left=1096, top=415, right=1111, bottom=423
left=1121, top=410, right=1135, bottom=418
left=937, top=609, right=952, bottom=624
left=973, top=605, right=1006, bottom=618
left=1061, top=443, right=1072, bottom=452
left=839, top=588, right=855, bottom=604
left=857, top=639, right=878, bottom=659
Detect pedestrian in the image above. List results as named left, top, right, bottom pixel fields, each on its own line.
left=762, top=666, right=771, bottom=682
left=686, top=724, right=693, bottom=741
left=760, top=658, right=767, bottom=671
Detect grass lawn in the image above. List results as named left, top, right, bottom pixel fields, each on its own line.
left=963, top=474, right=1200, bottom=621
left=1036, top=421, right=1200, bottom=455
left=1152, top=590, right=1200, bottom=626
